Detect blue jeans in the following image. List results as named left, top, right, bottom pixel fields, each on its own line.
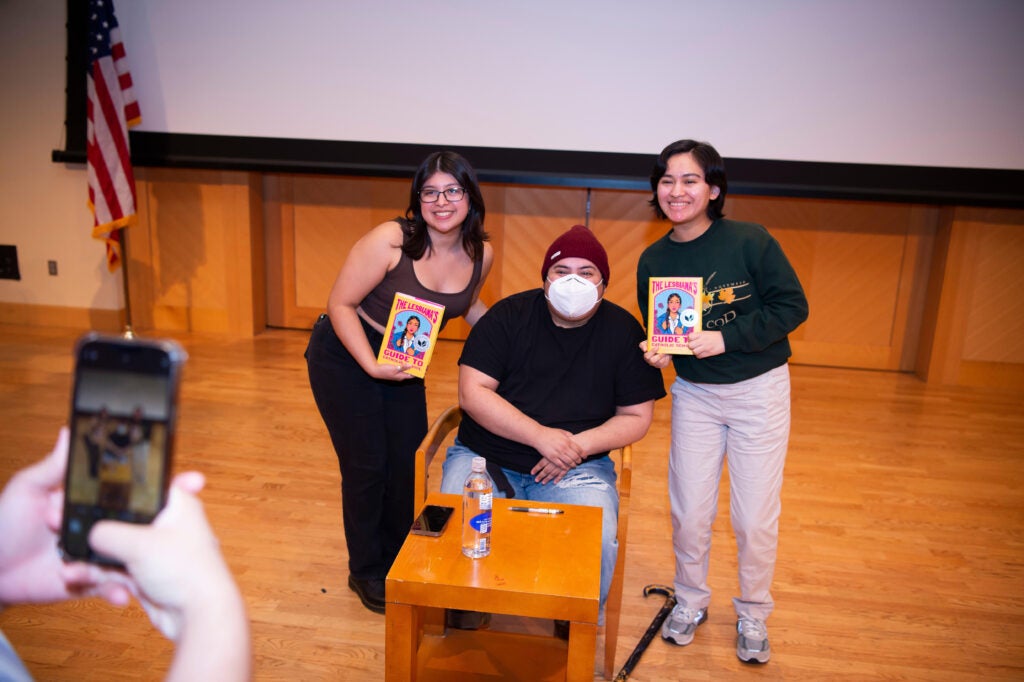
left=440, top=439, right=618, bottom=622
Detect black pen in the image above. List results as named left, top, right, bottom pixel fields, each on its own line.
left=508, top=506, right=564, bottom=515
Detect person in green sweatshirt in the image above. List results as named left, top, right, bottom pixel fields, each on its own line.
left=636, top=139, right=808, bottom=665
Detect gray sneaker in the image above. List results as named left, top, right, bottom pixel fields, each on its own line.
left=736, top=617, right=771, bottom=663
left=660, top=605, right=707, bottom=646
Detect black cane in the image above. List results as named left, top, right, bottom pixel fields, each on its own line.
left=613, top=584, right=676, bottom=681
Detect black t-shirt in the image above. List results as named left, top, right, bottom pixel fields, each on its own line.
left=457, top=289, right=666, bottom=473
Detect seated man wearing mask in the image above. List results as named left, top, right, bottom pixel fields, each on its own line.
left=439, top=224, right=666, bottom=632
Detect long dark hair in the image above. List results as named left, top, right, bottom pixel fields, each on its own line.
left=648, top=139, right=728, bottom=221
left=403, top=151, right=488, bottom=261
left=398, top=314, right=421, bottom=338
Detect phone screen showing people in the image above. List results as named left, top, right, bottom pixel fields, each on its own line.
left=60, top=335, right=184, bottom=564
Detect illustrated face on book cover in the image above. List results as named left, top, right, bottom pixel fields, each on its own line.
left=392, top=313, right=431, bottom=356
left=657, top=291, right=696, bottom=334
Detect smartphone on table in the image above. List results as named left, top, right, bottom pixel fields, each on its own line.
left=59, top=332, right=187, bottom=565
left=410, top=504, right=454, bottom=537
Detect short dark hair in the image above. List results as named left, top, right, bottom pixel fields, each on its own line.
left=648, top=139, right=728, bottom=221
left=404, top=151, right=488, bottom=261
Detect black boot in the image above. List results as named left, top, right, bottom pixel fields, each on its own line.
left=348, top=576, right=386, bottom=614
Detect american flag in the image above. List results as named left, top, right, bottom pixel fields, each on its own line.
left=87, top=0, right=140, bottom=272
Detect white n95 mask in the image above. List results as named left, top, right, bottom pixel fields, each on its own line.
left=546, top=274, right=601, bottom=319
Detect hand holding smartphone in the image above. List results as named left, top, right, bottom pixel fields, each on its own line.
left=59, top=333, right=186, bottom=565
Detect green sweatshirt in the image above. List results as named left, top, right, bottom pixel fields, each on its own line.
left=637, top=219, right=809, bottom=384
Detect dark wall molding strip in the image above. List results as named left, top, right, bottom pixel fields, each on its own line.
left=53, top=132, right=1024, bottom=208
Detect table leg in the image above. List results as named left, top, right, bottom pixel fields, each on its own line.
left=565, top=621, right=598, bottom=682
left=385, top=602, right=418, bottom=682
left=423, top=605, right=445, bottom=636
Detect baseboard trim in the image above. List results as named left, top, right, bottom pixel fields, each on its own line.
left=955, top=360, right=1024, bottom=391
left=0, top=302, right=124, bottom=332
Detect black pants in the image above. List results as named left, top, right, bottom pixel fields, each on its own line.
left=305, top=314, right=427, bottom=580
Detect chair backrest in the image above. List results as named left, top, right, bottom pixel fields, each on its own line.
left=414, top=404, right=462, bottom=511
left=412, top=405, right=633, bottom=679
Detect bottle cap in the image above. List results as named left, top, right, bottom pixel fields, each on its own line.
left=471, top=456, right=486, bottom=472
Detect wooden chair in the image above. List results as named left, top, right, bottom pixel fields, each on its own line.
left=413, top=405, right=633, bottom=680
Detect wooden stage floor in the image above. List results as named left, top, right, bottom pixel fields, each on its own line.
left=1, top=325, right=1022, bottom=680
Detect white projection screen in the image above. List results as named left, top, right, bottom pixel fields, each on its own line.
left=57, top=0, right=1024, bottom=205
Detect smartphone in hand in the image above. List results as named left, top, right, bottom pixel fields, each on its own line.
left=59, top=332, right=187, bottom=565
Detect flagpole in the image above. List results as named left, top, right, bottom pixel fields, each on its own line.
left=118, top=228, right=135, bottom=339
left=87, top=0, right=140, bottom=340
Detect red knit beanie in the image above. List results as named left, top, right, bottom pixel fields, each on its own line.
left=541, top=225, right=610, bottom=284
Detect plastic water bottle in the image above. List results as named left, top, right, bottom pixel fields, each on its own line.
left=461, top=456, right=493, bottom=558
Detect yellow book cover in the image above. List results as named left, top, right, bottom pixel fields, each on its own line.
left=647, top=277, right=703, bottom=355
left=376, top=292, right=446, bottom=378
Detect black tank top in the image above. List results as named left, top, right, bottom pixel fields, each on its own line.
left=359, top=225, right=484, bottom=331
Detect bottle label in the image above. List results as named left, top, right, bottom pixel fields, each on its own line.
left=479, top=491, right=492, bottom=511
left=469, top=511, right=491, bottom=533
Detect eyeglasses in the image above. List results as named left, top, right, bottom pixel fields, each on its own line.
left=419, top=187, right=466, bottom=203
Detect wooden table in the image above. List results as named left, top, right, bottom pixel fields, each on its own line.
left=385, top=492, right=602, bottom=681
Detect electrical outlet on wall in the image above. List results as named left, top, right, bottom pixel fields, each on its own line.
left=0, top=245, right=21, bottom=280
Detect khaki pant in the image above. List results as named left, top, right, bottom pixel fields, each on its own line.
left=668, top=364, right=791, bottom=622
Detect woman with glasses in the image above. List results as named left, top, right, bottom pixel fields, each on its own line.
left=305, top=151, right=493, bottom=614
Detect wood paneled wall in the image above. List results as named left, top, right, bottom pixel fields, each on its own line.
left=118, top=168, right=1024, bottom=388
left=915, top=206, right=1024, bottom=388
left=128, top=168, right=266, bottom=335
